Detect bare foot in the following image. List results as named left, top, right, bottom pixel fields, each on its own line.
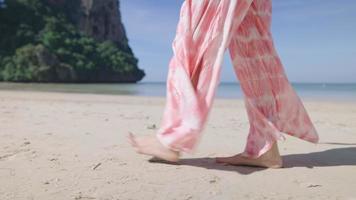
left=215, top=142, right=283, bottom=168
left=127, top=132, right=180, bottom=163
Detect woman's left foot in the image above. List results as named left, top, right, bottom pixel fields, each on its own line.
left=215, top=142, right=283, bottom=168
left=128, top=132, right=180, bottom=162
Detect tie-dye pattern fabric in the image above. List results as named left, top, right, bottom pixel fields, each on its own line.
left=156, top=0, right=319, bottom=158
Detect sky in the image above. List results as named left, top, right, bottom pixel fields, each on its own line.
left=120, top=0, right=356, bottom=83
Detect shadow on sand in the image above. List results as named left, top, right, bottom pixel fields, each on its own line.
left=149, top=147, right=356, bottom=175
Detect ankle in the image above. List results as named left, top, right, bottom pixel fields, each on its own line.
left=261, top=142, right=281, bottom=159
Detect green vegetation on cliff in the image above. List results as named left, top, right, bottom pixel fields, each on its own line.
left=0, top=0, right=145, bottom=82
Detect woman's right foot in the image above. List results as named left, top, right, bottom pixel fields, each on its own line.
left=215, top=142, right=283, bottom=168
left=127, top=132, right=180, bottom=163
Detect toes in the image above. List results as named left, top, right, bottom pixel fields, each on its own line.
left=215, top=157, right=224, bottom=163
left=127, top=132, right=137, bottom=147
left=149, top=156, right=180, bottom=165
left=215, top=154, right=244, bottom=165
left=215, top=156, right=233, bottom=164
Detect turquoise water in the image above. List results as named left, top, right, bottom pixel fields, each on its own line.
left=0, top=82, right=355, bottom=101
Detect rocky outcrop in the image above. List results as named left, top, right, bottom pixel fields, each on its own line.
left=0, top=0, right=145, bottom=83
left=48, top=0, right=133, bottom=54
left=79, top=1, right=129, bottom=49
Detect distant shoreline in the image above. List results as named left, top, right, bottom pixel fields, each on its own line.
left=0, top=82, right=355, bottom=102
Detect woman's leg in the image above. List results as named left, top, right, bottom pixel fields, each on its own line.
left=129, top=0, right=254, bottom=161
left=217, top=0, right=319, bottom=166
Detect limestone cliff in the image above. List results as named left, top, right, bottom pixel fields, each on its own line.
left=78, top=0, right=130, bottom=51
left=0, top=0, right=145, bottom=83
left=48, top=0, right=134, bottom=55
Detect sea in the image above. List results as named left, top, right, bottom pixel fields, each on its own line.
left=0, top=82, right=355, bottom=102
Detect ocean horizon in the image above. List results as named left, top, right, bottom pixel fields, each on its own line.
left=0, top=81, right=355, bottom=102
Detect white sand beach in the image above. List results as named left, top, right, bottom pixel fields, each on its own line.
left=0, top=90, right=355, bottom=200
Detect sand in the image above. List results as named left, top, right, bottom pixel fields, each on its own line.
left=0, top=90, right=355, bottom=200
